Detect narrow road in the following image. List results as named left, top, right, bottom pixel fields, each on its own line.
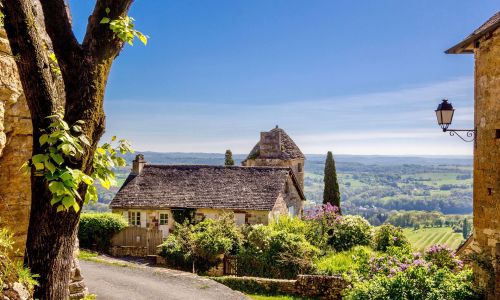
left=80, top=260, right=248, bottom=300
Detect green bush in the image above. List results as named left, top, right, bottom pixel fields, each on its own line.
left=329, top=216, right=372, bottom=251
left=159, top=213, right=242, bottom=273
left=344, top=266, right=482, bottom=300
left=238, top=224, right=319, bottom=279
left=158, top=222, right=193, bottom=270
left=315, top=246, right=372, bottom=276
left=78, top=213, right=127, bottom=252
left=372, top=224, right=410, bottom=252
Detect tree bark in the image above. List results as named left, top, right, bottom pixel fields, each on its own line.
left=2, top=0, right=133, bottom=298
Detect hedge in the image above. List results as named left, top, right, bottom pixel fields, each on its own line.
left=78, top=213, right=128, bottom=252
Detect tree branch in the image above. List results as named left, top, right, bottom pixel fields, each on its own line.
left=38, top=0, right=82, bottom=78
left=2, top=0, right=59, bottom=127
left=82, top=0, right=134, bottom=60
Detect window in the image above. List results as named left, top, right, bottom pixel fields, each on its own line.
left=159, top=213, right=169, bottom=225
left=234, top=213, right=246, bottom=226
left=128, top=211, right=141, bottom=226
left=288, top=206, right=295, bottom=217
left=297, top=163, right=303, bottom=173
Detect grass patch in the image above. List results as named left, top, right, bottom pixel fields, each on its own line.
left=247, top=294, right=312, bottom=300
left=78, top=249, right=129, bottom=267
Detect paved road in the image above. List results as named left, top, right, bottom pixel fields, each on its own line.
left=80, top=260, right=248, bottom=300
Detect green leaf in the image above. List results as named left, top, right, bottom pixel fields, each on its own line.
left=44, top=160, right=56, bottom=174
left=49, top=181, right=66, bottom=195
left=32, top=154, right=47, bottom=164
left=100, top=178, right=111, bottom=189
left=72, top=202, right=80, bottom=212
left=56, top=205, right=65, bottom=213
left=79, top=135, right=90, bottom=146
left=62, top=195, right=74, bottom=208
left=34, top=162, right=44, bottom=171
left=50, top=153, right=64, bottom=165
left=39, top=134, right=49, bottom=146
left=50, top=197, right=62, bottom=206
left=100, top=17, right=110, bottom=24
left=137, top=32, right=148, bottom=45
left=81, top=174, right=93, bottom=185
left=105, top=7, right=110, bottom=14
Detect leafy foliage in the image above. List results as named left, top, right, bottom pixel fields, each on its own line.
left=100, top=8, right=148, bottom=46
left=328, top=215, right=372, bottom=251
left=315, top=246, right=372, bottom=276
left=0, top=228, right=38, bottom=294
left=237, top=223, right=319, bottom=279
left=160, top=213, right=243, bottom=273
left=78, top=213, right=128, bottom=252
left=24, top=113, right=133, bottom=213
left=344, top=266, right=481, bottom=300
left=24, top=113, right=93, bottom=212
left=372, top=224, right=411, bottom=252
left=424, top=245, right=463, bottom=271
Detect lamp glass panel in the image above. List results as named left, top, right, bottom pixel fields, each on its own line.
left=435, top=110, right=443, bottom=124
left=441, top=110, right=454, bottom=124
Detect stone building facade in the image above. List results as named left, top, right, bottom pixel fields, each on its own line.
left=447, top=12, right=500, bottom=297
left=243, top=126, right=305, bottom=190
left=111, top=160, right=305, bottom=237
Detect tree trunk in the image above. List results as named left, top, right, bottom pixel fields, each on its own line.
left=2, top=0, right=132, bottom=298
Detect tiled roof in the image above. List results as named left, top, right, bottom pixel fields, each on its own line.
left=110, top=165, right=303, bottom=210
left=446, top=11, right=500, bottom=54
left=246, top=128, right=305, bottom=160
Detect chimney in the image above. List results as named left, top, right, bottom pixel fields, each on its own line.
left=132, top=154, right=146, bottom=175
left=259, top=129, right=282, bottom=158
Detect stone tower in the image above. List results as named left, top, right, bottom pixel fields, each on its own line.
left=242, top=126, right=305, bottom=190
left=446, top=12, right=500, bottom=298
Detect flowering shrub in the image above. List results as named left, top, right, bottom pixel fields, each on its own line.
left=425, top=244, right=463, bottom=271
left=344, top=265, right=482, bottom=300
left=328, top=216, right=372, bottom=251
left=372, top=224, right=410, bottom=252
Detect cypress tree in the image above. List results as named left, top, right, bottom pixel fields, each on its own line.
left=462, top=218, right=469, bottom=239
left=323, top=151, right=341, bottom=211
left=225, top=149, right=235, bottom=166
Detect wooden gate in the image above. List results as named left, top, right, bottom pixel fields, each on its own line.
left=223, top=255, right=237, bottom=275
left=111, top=227, right=163, bottom=256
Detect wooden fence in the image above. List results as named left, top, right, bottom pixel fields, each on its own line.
left=110, top=227, right=163, bottom=256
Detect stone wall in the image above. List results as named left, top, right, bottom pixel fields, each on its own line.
left=212, top=275, right=347, bottom=300
left=472, top=27, right=500, bottom=295
left=271, top=177, right=303, bottom=218
left=0, top=28, right=32, bottom=255
left=456, top=26, right=500, bottom=298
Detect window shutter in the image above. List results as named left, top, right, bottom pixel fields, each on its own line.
left=123, top=211, right=129, bottom=224
left=140, top=211, right=147, bottom=228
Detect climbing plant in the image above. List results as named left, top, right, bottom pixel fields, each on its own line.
left=23, top=112, right=133, bottom=213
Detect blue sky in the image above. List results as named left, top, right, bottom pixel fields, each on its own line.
left=68, top=1, right=498, bottom=155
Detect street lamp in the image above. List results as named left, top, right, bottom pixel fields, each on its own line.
left=435, top=99, right=476, bottom=142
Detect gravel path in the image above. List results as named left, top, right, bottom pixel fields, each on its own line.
left=80, top=259, right=248, bottom=300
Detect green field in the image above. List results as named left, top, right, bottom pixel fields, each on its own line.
left=404, top=227, right=464, bottom=253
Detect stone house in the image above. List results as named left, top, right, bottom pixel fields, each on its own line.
left=447, top=12, right=500, bottom=297
left=110, top=127, right=306, bottom=238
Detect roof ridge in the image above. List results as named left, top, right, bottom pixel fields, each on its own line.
left=144, top=164, right=292, bottom=170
